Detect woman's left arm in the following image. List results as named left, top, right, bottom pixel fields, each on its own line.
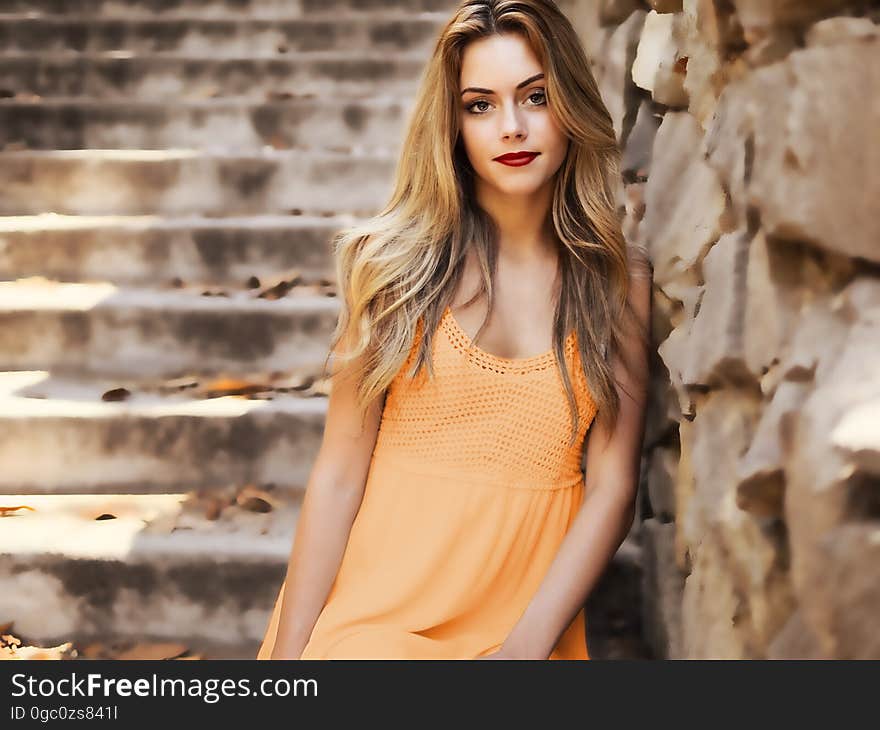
left=494, top=258, right=654, bottom=660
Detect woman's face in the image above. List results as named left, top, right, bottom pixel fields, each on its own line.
left=458, top=32, right=569, bottom=197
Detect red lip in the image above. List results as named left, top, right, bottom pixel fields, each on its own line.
left=494, top=151, right=540, bottom=162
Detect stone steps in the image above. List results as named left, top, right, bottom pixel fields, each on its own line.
left=0, top=370, right=327, bottom=494
left=0, top=278, right=341, bottom=376
left=0, top=14, right=446, bottom=55
left=0, top=96, right=411, bottom=151
left=0, top=0, right=420, bottom=657
left=0, top=492, right=296, bottom=648
left=0, top=214, right=345, bottom=285
left=0, top=149, right=396, bottom=215
left=0, top=51, right=427, bottom=100
left=0, top=0, right=638, bottom=660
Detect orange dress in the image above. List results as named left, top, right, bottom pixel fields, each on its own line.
left=258, top=305, right=598, bottom=660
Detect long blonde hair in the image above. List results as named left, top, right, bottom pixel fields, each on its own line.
left=323, top=0, right=650, bottom=447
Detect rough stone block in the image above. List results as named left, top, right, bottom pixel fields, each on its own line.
left=632, top=10, right=689, bottom=106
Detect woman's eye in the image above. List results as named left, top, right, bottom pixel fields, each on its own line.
left=467, top=100, right=491, bottom=113
left=465, top=89, right=547, bottom=114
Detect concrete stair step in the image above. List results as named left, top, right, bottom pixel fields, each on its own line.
left=55, top=634, right=264, bottom=660
left=0, top=51, right=427, bottom=100
left=0, top=96, right=411, bottom=151
left=0, top=278, right=341, bottom=377
left=0, top=0, right=459, bottom=17
left=0, top=213, right=348, bottom=285
left=0, top=492, right=295, bottom=648
left=0, top=148, right=396, bottom=216
left=0, top=14, right=446, bottom=55
left=4, top=631, right=266, bottom=659
left=0, top=369, right=328, bottom=493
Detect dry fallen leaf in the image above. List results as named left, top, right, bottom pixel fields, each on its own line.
left=201, top=377, right=269, bottom=398
left=236, top=484, right=278, bottom=513
left=0, top=505, right=35, bottom=517
left=203, top=496, right=228, bottom=521
left=101, top=387, right=131, bottom=402
left=256, top=277, right=303, bottom=300
left=268, top=133, right=290, bottom=150
left=158, top=376, right=199, bottom=394
left=265, top=90, right=294, bottom=101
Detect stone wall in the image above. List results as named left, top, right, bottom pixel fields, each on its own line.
left=570, top=0, right=879, bottom=658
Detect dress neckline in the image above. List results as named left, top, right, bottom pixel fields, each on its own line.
left=441, top=305, right=573, bottom=372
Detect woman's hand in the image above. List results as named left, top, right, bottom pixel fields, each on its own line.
left=266, top=642, right=306, bottom=660
left=475, top=646, right=522, bottom=660
left=475, top=641, right=550, bottom=660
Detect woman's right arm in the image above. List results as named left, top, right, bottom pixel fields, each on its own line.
left=261, top=320, right=386, bottom=659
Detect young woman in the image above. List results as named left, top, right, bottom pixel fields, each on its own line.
left=258, top=0, right=652, bottom=660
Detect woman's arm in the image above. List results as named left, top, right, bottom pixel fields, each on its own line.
left=258, top=323, right=387, bottom=660
left=500, top=256, right=654, bottom=659
left=260, top=476, right=373, bottom=659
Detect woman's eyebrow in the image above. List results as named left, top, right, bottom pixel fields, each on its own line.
left=460, top=72, right=545, bottom=96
